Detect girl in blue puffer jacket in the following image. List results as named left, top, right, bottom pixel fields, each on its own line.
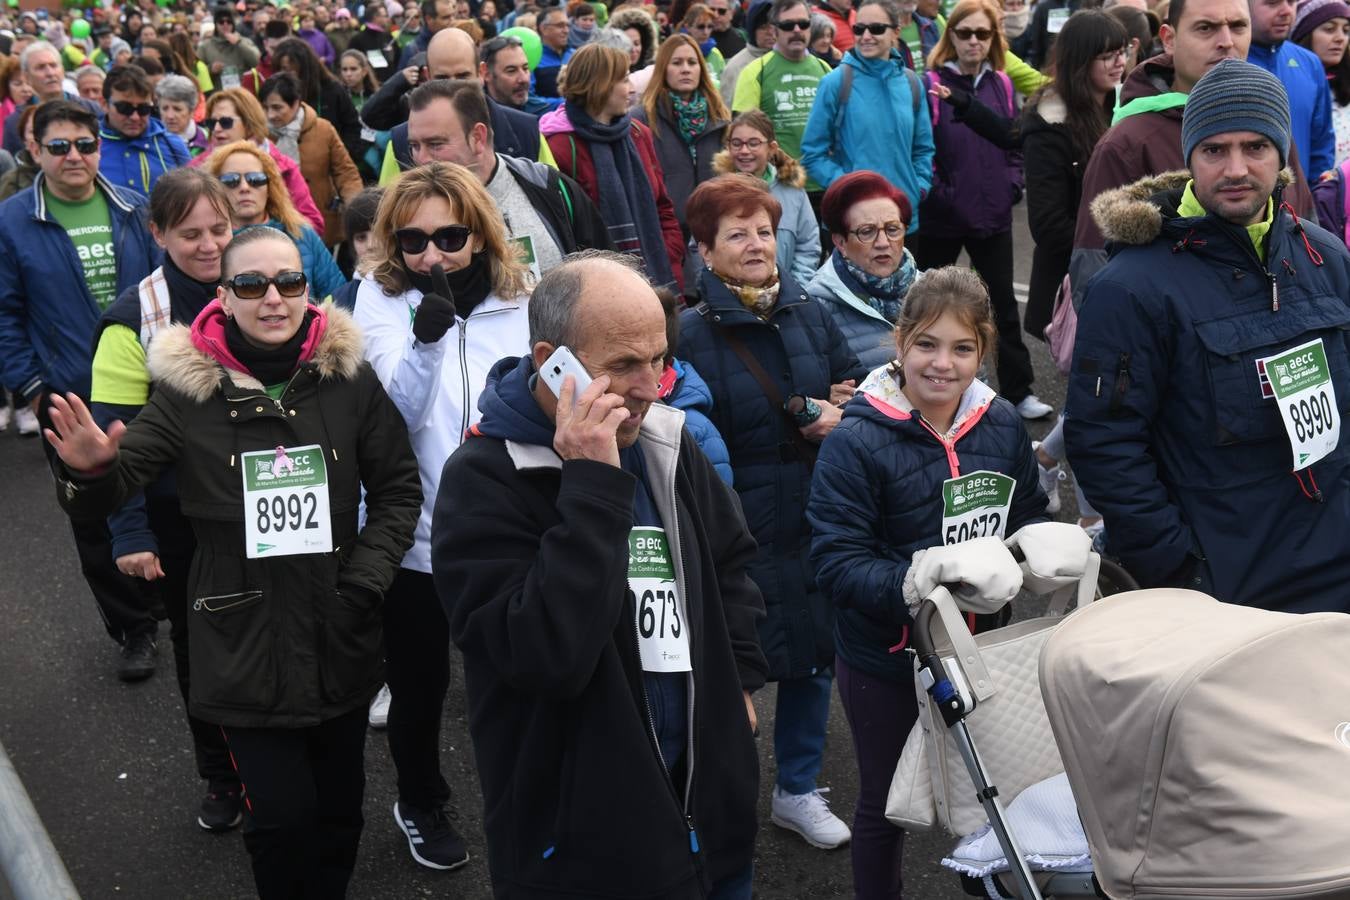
left=806, top=265, right=1047, bottom=898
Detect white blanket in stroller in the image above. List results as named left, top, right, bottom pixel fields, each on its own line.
left=941, top=772, right=1092, bottom=883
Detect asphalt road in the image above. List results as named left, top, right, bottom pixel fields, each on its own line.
left=0, top=205, right=1078, bottom=900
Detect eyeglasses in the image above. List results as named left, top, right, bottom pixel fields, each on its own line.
left=42, top=136, right=99, bottom=156
left=1095, top=47, right=1127, bottom=63
left=729, top=137, right=766, bottom=150
left=111, top=100, right=156, bottom=117
left=394, top=225, right=472, bottom=254
left=848, top=221, right=905, bottom=242
left=951, top=26, right=993, bottom=40
left=225, top=271, right=308, bottom=299
left=709, top=5, right=730, bottom=12
left=219, top=171, right=270, bottom=189
left=852, top=22, right=893, bottom=35
left=202, top=115, right=237, bottom=131
left=774, top=18, right=811, bottom=30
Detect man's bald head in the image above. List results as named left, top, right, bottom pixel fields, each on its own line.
left=529, top=251, right=660, bottom=350
left=427, top=26, right=478, bottom=80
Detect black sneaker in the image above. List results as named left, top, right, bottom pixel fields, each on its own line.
left=198, top=786, right=243, bottom=833
left=393, top=801, right=469, bottom=871
left=117, top=631, right=158, bottom=682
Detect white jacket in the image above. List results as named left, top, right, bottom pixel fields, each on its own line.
left=355, top=274, right=531, bottom=573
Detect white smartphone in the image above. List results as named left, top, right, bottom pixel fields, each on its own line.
left=540, top=345, right=594, bottom=401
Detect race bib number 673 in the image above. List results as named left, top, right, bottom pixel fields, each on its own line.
left=1259, top=338, right=1341, bottom=471
left=941, top=470, right=1015, bottom=545
left=241, top=444, right=333, bottom=558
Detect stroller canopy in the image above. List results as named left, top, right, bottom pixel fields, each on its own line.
left=1040, top=589, right=1350, bottom=899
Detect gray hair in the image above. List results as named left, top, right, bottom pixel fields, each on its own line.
left=73, top=64, right=105, bottom=84
left=588, top=26, right=633, bottom=54
left=809, top=12, right=835, bottom=42
left=528, top=250, right=643, bottom=347
left=20, top=40, right=59, bottom=73
left=155, top=72, right=199, bottom=107
left=857, top=0, right=902, bottom=27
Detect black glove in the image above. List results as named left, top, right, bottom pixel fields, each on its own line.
left=411, top=264, right=457, bottom=344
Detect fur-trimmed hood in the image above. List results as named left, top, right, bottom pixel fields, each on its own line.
left=1091, top=168, right=1296, bottom=247
left=711, top=153, right=806, bottom=188
left=610, top=7, right=659, bottom=67
left=146, top=301, right=364, bottom=404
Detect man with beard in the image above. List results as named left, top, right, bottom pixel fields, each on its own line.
left=1066, top=60, right=1350, bottom=614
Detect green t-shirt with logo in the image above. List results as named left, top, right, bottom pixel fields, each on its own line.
left=45, top=188, right=117, bottom=311
left=733, top=51, right=832, bottom=189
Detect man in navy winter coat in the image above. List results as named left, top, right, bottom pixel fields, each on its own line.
left=0, top=100, right=163, bottom=677
left=1065, top=60, right=1350, bottom=614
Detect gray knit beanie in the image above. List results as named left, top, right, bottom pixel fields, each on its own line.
left=1182, top=59, right=1291, bottom=168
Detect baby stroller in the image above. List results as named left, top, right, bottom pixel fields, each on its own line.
left=889, top=525, right=1350, bottom=899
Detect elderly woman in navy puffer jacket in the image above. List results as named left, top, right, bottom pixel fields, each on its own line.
left=807, top=266, right=1046, bottom=898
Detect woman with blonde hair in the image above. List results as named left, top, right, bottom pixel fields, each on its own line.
left=713, top=109, right=820, bottom=285
left=192, top=88, right=326, bottom=234
left=679, top=3, right=727, bottom=78
left=540, top=42, right=684, bottom=289
left=635, top=32, right=730, bottom=264
left=911, top=0, right=1050, bottom=421
left=202, top=140, right=346, bottom=300
left=353, top=162, right=531, bottom=871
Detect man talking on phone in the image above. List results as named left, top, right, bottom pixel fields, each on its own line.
left=431, top=250, right=768, bottom=900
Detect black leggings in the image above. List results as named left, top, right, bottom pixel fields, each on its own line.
left=908, top=230, right=1035, bottom=404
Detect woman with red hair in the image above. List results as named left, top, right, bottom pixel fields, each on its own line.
left=808, top=170, right=918, bottom=372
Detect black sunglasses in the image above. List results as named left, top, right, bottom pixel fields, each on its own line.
left=42, top=136, right=99, bottom=157
left=202, top=115, right=236, bottom=132
left=395, top=225, right=472, bottom=255
left=951, top=26, right=993, bottom=40
left=774, top=17, right=811, bottom=30
left=111, top=100, right=156, bottom=117
left=225, top=271, right=308, bottom=299
left=852, top=22, right=892, bottom=35
left=219, top=171, right=270, bottom=189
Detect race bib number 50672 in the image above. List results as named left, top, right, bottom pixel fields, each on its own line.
left=941, top=470, right=1015, bottom=545
left=1259, top=338, right=1341, bottom=471
left=241, top=444, right=333, bottom=558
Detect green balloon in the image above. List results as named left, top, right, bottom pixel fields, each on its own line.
left=500, top=26, right=542, bottom=71
left=70, top=18, right=91, bottom=38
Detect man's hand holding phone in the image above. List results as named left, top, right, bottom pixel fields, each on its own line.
left=552, top=373, right=628, bottom=468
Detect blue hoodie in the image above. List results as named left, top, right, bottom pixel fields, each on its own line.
left=665, top=358, right=733, bottom=487
left=475, top=356, right=559, bottom=446
left=98, top=117, right=192, bottom=198
left=1249, top=40, right=1335, bottom=179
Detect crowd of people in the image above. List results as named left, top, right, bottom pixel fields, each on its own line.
left=6, top=0, right=1350, bottom=895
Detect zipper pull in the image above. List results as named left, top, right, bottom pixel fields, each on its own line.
left=1270, top=273, right=1279, bottom=312
left=687, top=818, right=699, bottom=853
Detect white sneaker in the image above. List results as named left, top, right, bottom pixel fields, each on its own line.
left=1016, top=394, right=1054, bottom=420
left=14, top=405, right=38, bottom=436
left=368, top=683, right=391, bottom=729
left=0, top=403, right=10, bottom=432
left=770, top=786, right=851, bottom=849
left=1031, top=441, right=1067, bottom=515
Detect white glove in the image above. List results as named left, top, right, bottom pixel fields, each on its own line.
left=1004, top=522, right=1092, bottom=595
left=902, top=536, right=1024, bottom=615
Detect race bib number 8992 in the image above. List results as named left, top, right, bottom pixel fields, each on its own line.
left=241, top=444, right=333, bottom=559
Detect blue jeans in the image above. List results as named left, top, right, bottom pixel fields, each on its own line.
left=708, top=864, right=754, bottom=900
left=773, top=668, right=834, bottom=794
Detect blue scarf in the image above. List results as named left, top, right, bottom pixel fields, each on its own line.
left=831, top=248, right=917, bottom=323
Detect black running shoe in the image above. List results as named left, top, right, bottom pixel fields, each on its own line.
left=393, top=801, right=469, bottom=871
left=117, top=631, right=158, bottom=682
left=198, top=786, right=243, bottom=833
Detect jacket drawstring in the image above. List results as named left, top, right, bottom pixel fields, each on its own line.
left=1282, top=201, right=1325, bottom=266
left=1171, top=229, right=1206, bottom=253
left=1294, top=468, right=1325, bottom=503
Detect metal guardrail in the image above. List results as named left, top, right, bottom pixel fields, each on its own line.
left=0, top=739, right=80, bottom=900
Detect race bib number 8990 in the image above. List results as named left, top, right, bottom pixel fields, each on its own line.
left=1260, top=338, right=1341, bottom=471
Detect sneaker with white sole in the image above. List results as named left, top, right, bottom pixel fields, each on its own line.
left=369, top=683, right=391, bottom=729
left=1031, top=441, right=1067, bottom=515
left=1015, top=394, right=1054, bottom=420
left=394, top=801, right=469, bottom=871
left=770, top=786, right=851, bottom=850
left=14, top=405, right=39, bottom=436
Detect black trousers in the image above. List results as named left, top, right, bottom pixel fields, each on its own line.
left=148, top=496, right=237, bottom=787
left=37, top=394, right=158, bottom=645
left=222, top=706, right=368, bottom=900
left=382, top=568, right=451, bottom=810
left=907, top=230, right=1036, bottom=404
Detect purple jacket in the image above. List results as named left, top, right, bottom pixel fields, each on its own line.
left=297, top=27, right=336, bottom=68
left=918, top=65, right=1023, bottom=240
